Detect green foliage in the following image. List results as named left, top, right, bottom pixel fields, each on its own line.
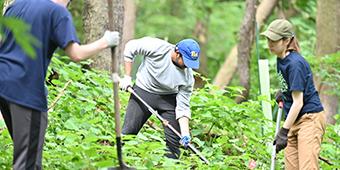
left=135, top=0, right=244, bottom=78
left=0, top=56, right=339, bottom=169
left=0, top=0, right=5, bottom=14
left=0, top=0, right=339, bottom=169
left=306, top=52, right=340, bottom=96
left=190, top=84, right=277, bottom=169
left=320, top=114, right=340, bottom=169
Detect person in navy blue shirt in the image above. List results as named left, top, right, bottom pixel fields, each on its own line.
left=0, top=0, right=120, bottom=169
left=261, top=19, right=326, bottom=169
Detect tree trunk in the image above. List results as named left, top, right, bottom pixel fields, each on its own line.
left=193, top=6, right=212, bottom=88
left=83, top=0, right=124, bottom=71
left=213, top=46, right=238, bottom=88
left=213, top=0, right=279, bottom=89
left=256, top=0, right=279, bottom=26
left=235, top=0, right=256, bottom=103
left=315, top=0, right=340, bottom=124
left=121, top=0, right=136, bottom=54
left=83, top=0, right=110, bottom=71
left=194, top=20, right=209, bottom=77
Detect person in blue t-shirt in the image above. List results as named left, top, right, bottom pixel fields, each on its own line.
left=261, top=19, right=326, bottom=169
left=0, top=0, right=120, bottom=169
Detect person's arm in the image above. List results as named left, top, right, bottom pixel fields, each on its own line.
left=64, top=31, right=119, bottom=62
left=119, top=60, right=133, bottom=91
left=122, top=37, right=168, bottom=68
left=274, top=90, right=303, bottom=153
left=124, top=60, right=133, bottom=76
left=283, top=61, right=306, bottom=128
left=176, top=79, right=194, bottom=137
left=177, top=83, right=193, bottom=147
left=283, top=91, right=303, bottom=129
left=275, top=59, right=306, bottom=153
left=119, top=38, right=147, bottom=90
left=122, top=37, right=151, bottom=76
left=119, top=37, right=166, bottom=90
left=178, top=116, right=190, bottom=136
left=64, top=39, right=107, bottom=62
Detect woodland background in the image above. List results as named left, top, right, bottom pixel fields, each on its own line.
left=0, top=0, right=339, bottom=169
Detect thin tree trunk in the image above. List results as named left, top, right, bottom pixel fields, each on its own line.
left=315, top=0, right=339, bottom=124
left=256, top=0, right=278, bottom=26
left=121, top=0, right=136, bottom=54
left=213, top=46, right=238, bottom=87
left=235, top=0, right=256, bottom=103
left=83, top=0, right=124, bottom=71
left=213, top=0, right=279, bottom=89
left=194, top=20, right=209, bottom=77
left=193, top=7, right=212, bottom=88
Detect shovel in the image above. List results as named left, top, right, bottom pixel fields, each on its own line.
left=270, top=101, right=283, bottom=170
left=105, top=0, right=135, bottom=169
left=127, top=86, right=210, bottom=164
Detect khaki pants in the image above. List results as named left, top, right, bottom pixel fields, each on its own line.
left=284, top=111, right=326, bottom=170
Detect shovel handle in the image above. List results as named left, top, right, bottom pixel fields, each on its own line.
left=271, top=101, right=284, bottom=170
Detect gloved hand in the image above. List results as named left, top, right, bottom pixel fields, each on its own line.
left=179, top=135, right=191, bottom=148
left=103, top=30, right=120, bottom=47
left=274, top=127, right=289, bottom=153
left=275, top=90, right=285, bottom=104
left=119, top=75, right=132, bottom=91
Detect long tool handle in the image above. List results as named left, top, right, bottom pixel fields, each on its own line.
left=107, top=0, right=125, bottom=167
left=270, top=101, right=283, bottom=170
left=127, top=87, right=209, bottom=164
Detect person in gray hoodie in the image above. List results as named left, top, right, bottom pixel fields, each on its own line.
left=119, top=37, right=200, bottom=159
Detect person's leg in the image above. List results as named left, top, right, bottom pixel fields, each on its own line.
left=156, top=93, right=180, bottom=159
left=161, top=110, right=181, bottom=159
left=0, top=97, right=13, bottom=138
left=284, top=124, right=299, bottom=170
left=122, top=86, right=152, bottom=135
left=9, top=103, right=47, bottom=170
left=297, top=112, right=326, bottom=170
left=34, top=110, right=48, bottom=170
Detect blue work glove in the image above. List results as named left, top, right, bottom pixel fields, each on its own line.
left=179, top=135, right=191, bottom=148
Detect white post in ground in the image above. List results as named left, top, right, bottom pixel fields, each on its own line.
left=258, top=59, right=272, bottom=120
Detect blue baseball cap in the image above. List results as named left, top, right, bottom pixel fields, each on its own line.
left=176, top=39, right=200, bottom=69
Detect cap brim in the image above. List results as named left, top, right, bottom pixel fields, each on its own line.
left=260, top=30, right=282, bottom=41
left=182, top=56, right=199, bottom=69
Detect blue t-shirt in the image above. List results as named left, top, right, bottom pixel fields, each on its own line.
left=277, top=51, right=323, bottom=119
left=0, top=0, right=79, bottom=112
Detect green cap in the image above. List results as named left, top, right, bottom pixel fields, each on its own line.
left=261, top=19, right=294, bottom=41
